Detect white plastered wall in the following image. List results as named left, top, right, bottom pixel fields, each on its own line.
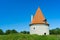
left=30, top=24, right=49, bottom=35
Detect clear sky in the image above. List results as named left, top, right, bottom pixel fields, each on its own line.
left=0, top=0, right=60, bottom=32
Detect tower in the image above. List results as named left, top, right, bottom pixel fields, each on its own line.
left=30, top=7, right=49, bottom=35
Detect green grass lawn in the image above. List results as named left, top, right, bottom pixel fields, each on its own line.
left=0, top=33, right=60, bottom=40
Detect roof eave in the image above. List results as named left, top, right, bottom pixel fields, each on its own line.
left=29, top=23, right=49, bottom=26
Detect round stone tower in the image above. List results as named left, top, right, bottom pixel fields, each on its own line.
left=30, top=7, right=49, bottom=35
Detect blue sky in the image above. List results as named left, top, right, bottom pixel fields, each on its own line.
left=0, top=0, right=60, bottom=32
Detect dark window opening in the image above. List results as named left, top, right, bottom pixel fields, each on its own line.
left=44, top=33, right=46, bottom=35
left=44, top=19, right=47, bottom=22
left=33, top=27, right=35, bottom=30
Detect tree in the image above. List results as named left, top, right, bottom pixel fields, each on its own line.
left=50, top=28, right=60, bottom=35
left=21, top=31, right=30, bottom=34
left=0, top=29, right=4, bottom=35
left=26, top=31, right=30, bottom=34
left=5, top=30, right=11, bottom=35
left=11, top=29, right=18, bottom=33
left=5, top=29, right=18, bottom=35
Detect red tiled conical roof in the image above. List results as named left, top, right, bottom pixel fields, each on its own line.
left=31, top=7, right=49, bottom=25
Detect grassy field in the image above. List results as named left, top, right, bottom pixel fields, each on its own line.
left=0, top=34, right=60, bottom=40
